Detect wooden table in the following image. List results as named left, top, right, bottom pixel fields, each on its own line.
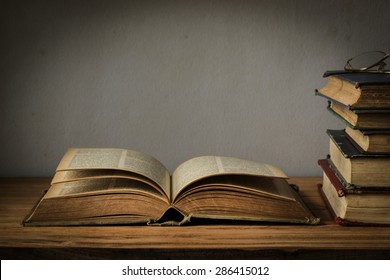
left=0, top=177, right=389, bottom=259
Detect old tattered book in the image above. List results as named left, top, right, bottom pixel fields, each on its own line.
left=23, top=148, right=319, bottom=226
left=318, top=158, right=390, bottom=226
left=327, top=130, right=390, bottom=187
left=316, top=71, right=390, bottom=110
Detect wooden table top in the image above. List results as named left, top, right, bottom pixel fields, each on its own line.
left=1, top=177, right=389, bottom=259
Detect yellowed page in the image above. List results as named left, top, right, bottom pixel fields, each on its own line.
left=171, top=156, right=288, bottom=199
left=44, top=178, right=168, bottom=203
left=44, top=178, right=167, bottom=203
left=174, top=176, right=296, bottom=204
left=52, top=169, right=160, bottom=189
left=56, top=148, right=170, bottom=199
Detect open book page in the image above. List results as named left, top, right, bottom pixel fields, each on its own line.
left=174, top=176, right=296, bottom=204
left=52, top=169, right=162, bottom=192
left=56, top=148, right=171, bottom=200
left=44, top=178, right=167, bottom=201
left=171, top=156, right=288, bottom=200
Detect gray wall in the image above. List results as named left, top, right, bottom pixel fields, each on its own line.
left=1, top=0, right=389, bottom=177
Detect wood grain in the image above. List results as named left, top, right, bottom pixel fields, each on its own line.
left=1, top=177, right=389, bottom=259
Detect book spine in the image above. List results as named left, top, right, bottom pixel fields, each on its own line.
left=318, top=159, right=346, bottom=197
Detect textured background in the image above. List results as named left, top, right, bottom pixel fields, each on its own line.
left=1, top=0, right=389, bottom=176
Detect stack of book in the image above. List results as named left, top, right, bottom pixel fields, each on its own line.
left=316, top=71, right=390, bottom=225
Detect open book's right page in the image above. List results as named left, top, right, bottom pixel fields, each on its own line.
left=171, top=156, right=288, bottom=200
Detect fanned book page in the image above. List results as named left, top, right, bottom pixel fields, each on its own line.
left=23, top=148, right=319, bottom=226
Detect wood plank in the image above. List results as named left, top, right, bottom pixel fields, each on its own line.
left=0, top=177, right=389, bottom=259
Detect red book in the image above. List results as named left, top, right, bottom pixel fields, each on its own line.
left=318, top=159, right=390, bottom=226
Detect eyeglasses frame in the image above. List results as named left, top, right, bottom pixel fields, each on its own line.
left=344, top=51, right=390, bottom=74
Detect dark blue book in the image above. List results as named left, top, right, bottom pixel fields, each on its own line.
left=316, top=71, right=390, bottom=110
left=327, top=129, right=390, bottom=187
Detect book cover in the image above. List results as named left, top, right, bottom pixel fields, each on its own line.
left=318, top=183, right=390, bottom=226
left=327, top=129, right=390, bottom=187
left=316, top=71, right=390, bottom=110
left=327, top=102, right=390, bottom=130
left=322, top=71, right=390, bottom=87
left=318, top=163, right=390, bottom=226
left=344, top=127, right=390, bottom=155
left=317, top=158, right=390, bottom=196
left=327, top=129, right=390, bottom=159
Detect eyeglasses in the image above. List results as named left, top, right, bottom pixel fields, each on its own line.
left=344, top=51, right=390, bottom=73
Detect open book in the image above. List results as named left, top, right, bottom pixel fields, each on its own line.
left=23, top=148, right=319, bottom=226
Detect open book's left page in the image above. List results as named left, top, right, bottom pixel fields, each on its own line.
left=54, top=148, right=171, bottom=200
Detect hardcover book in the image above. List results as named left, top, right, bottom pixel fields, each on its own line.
left=327, top=129, right=390, bottom=187
left=344, top=126, right=390, bottom=153
left=327, top=101, right=390, bottom=130
left=318, top=163, right=390, bottom=226
left=23, top=148, right=319, bottom=226
left=316, top=71, right=390, bottom=110
left=317, top=158, right=390, bottom=195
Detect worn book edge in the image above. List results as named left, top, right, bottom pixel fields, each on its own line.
left=322, top=71, right=390, bottom=87
left=326, top=104, right=390, bottom=130
left=318, top=158, right=390, bottom=196
left=327, top=129, right=390, bottom=158
left=22, top=184, right=320, bottom=226
left=317, top=184, right=390, bottom=227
